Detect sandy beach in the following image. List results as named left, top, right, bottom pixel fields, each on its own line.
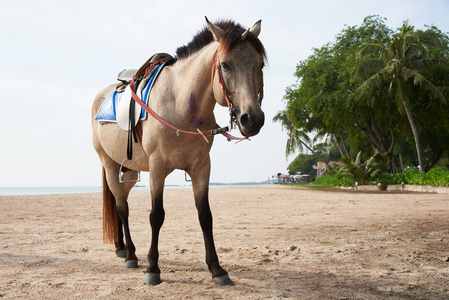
left=0, top=185, right=448, bottom=299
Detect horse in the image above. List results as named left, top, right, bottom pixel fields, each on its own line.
left=91, top=18, right=266, bottom=286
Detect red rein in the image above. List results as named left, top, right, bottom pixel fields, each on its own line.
left=130, top=48, right=250, bottom=141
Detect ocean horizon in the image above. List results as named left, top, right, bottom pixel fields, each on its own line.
left=0, top=185, right=173, bottom=196
left=0, top=182, right=268, bottom=196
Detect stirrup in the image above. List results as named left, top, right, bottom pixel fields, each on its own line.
left=184, top=172, right=192, bottom=182
left=119, top=158, right=141, bottom=183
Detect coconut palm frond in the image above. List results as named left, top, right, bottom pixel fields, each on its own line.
left=412, top=72, right=447, bottom=104
left=357, top=43, right=384, bottom=60
left=274, top=110, right=317, bottom=158
left=404, top=44, right=427, bottom=60
left=354, top=59, right=384, bottom=79
left=356, top=70, right=387, bottom=92
left=272, top=111, right=288, bottom=123
left=299, top=131, right=312, bottom=144
left=402, top=67, right=416, bottom=81
left=403, top=30, right=419, bottom=43
left=355, top=151, right=362, bottom=166
left=411, top=58, right=434, bottom=70
left=355, top=22, right=446, bottom=172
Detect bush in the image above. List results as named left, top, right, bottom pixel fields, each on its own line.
left=312, top=166, right=449, bottom=187
left=374, top=167, right=449, bottom=186
left=312, top=172, right=354, bottom=187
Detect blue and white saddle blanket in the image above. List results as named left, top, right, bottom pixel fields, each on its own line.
left=95, top=62, right=165, bottom=128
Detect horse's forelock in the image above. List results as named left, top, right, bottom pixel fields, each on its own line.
left=220, top=26, right=267, bottom=60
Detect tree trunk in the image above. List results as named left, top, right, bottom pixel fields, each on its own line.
left=298, top=138, right=331, bottom=168
left=399, top=154, right=404, bottom=173
left=335, top=135, right=349, bottom=157
left=403, top=100, right=423, bottom=172
left=334, top=135, right=346, bottom=158
left=342, top=136, right=350, bottom=157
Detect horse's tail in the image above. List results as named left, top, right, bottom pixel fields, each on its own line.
left=102, top=168, right=119, bottom=244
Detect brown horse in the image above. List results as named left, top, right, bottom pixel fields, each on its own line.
left=91, top=18, right=266, bottom=286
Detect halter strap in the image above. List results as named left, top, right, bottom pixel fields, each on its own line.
left=128, top=47, right=267, bottom=142
left=211, top=50, right=232, bottom=107
left=211, top=49, right=264, bottom=107
left=129, top=53, right=248, bottom=141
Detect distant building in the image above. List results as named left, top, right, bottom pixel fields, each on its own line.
left=313, top=161, right=342, bottom=177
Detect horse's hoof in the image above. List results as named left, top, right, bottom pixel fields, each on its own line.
left=116, top=249, right=127, bottom=258
left=144, top=273, right=161, bottom=285
left=213, top=274, right=235, bottom=286
left=125, top=260, right=138, bottom=269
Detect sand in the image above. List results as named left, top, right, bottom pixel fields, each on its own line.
left=0, top=185, right=448, bottom=299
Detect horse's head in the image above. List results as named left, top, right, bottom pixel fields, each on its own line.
left=207, top=18, right=267, bottom=137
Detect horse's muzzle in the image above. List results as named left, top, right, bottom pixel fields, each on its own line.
left=238, top=109, right=265, bottom=137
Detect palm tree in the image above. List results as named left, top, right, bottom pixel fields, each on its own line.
left=273, top=111, right=329, bottom=166
left=340, top=151, right=382, bottom=185
left=355, top=22, right=446, bottom=172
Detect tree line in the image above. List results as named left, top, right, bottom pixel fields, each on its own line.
left=275, top=16, right=449, bottom=176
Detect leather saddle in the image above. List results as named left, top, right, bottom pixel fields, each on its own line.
left=96, top=53, right=174, bottom=131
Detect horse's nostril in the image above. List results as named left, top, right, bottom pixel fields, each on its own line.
left=240, top=113, right=251, bottom=128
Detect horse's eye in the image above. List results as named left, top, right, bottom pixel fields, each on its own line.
left=221, top=62, right=230, bottom=71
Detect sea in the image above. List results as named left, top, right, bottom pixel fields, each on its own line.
left=0, top=182, right=267, bottom=196
left=0, top=185, right=167, bottom=196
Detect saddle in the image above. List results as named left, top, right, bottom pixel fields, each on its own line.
left=116, top=69, right=138, bottom=89
left=96, top=53, right=174, bottom=130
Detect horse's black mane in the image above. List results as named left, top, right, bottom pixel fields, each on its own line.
left=171, top=20, right=266, bottom=63
left=175, top=20, right=243, bottom=60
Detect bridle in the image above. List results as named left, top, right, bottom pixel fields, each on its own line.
left=129, top=47, right=263, bottom=142
left=211, top=49, right=264, bottom=130
left=211, top=49, right=264, bottom=107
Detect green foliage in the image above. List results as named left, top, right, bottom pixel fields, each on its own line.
left=437, top=157, right=449, bottom=170
left=313, top=166, right=449, bottom=187
left=287, top=154, right=316, bottom=175
left=375, top=167, right=449, bottom=186
left=273, top=110, right=312, bottom=157
left=312, top=172, right=355, bottom=187
left=311, top=152, right=382, bottom=187
left=277, top=15, right=449, bottom=175
left=339, top=152, right=382, bottom=185
left=312, top=141, right=342, bottom=162
left=355, top=21, right=448, bottom=172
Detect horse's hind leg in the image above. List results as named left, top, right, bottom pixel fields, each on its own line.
left=115, top=218, right=126, bottom=258
left=103, top=164, right=139, bottom=269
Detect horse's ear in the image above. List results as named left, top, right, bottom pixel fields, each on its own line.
left=249, top=20, right=262, bottom=37
left=205, top=17, right=224, bottom=41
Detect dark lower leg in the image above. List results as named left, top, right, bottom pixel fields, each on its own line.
left=145, top=169, right=166, bottom=277
left=116, top=202, right=137, bottom=262
left=115, top=218, right=126, bottom=257
left=197, top=201, right=227, bottom=278
left=121, top=217, right=137, bottom=261
left=189, top=161, right=228, bottom=279
left=147, top=204, right=165, bottom=274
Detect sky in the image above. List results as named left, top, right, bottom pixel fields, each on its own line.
left=1, top=0, right=448, bottom=187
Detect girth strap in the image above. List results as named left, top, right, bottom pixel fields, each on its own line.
left=127, top=77, right=140, bottom=161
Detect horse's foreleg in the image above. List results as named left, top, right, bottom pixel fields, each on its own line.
left=190, top=161, right=235, bottom=286
left=144, top=167, right=166, bottom=285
